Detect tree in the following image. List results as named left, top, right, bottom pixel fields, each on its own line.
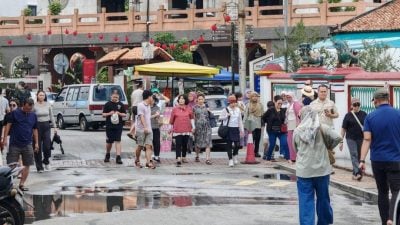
left=358, top=41, right=399, bottom=72
left=154, top=33, right=193, bottom=63
left=49, top=0, right=62, bottom=15
left=274, top=20, right=320, bottom=72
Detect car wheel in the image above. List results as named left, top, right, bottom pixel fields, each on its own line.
left=79, top=116, right=89, bottom=131
left=57, top=115, right=66, bottom=130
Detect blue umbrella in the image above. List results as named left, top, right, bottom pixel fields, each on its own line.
left=184, top=69, right=239, bottom=81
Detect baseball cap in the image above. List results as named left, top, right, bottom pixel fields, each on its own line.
left=351, top=97, right=360, bottom=104
left=372, top=88, right=389, bottom=101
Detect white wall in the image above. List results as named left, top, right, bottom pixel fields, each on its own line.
left=37, top=0, right=97, bottom=16
left=0, top=0, right=37, bottom=17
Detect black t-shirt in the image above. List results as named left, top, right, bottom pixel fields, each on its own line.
left=262, top=108, right=286, bottom=132
left=342, top=110, right=367, bottom=140
left=103, top=101, right=126, bottom=128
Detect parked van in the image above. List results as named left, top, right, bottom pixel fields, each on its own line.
left=52, top=83, right=128, bottom=131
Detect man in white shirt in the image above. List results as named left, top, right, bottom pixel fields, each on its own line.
left=127, top=81, right=143, bottom=140
left=310, top=84, right=339, bottom=128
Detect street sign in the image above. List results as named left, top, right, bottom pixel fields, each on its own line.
left=226, top=1, right=238, bottom=21
left=142, top=42, right=154, bottom=60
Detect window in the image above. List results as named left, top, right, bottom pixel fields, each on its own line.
left=56, top=88, right=68, bottom=102
left=93, top=85, right=125, bottom=101
left=206, top=98, right=227, bottom=111
left=66, top=87, right=78, bottom=101
left=77, top=86, right=90, bottom=101
left=28, top=5, right=37, bottom=16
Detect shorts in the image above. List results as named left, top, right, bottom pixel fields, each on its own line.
left=106, top=128, right=123, bottom=143
left=136, top=131, right=153, bottom=147
left=131, top=106, right=138, bottom=119
left=7, top=144, right=34, bottom=166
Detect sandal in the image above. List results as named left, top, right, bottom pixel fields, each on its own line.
left=19, top=185, right=29, bottom=192
left=182, top=158, right=188, bottom=163
left=205, top=160, right=212, bottom=165
left=135, top=160, right=142, bottom=168
left=195, top=156, right=200, bottom=162
left=145, top=162, right=156, bottom=169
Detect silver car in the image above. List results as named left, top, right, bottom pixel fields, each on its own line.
left=205, top=95, right=227, bottom=144
left=52, top=84, right=128, bottom=131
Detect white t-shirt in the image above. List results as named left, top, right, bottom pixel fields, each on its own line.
left=0, top=96, right=9, bottom=121
left=131, top=89, right=143, bottom=107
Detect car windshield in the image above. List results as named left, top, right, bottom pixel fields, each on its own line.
left=47, top=93, right=56, bottom=101
left=206, top=98, right=227, bottom=111
left=93, top=85, right=126, bottom=101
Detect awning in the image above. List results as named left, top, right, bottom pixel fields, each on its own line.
left=134, top=61, right=219, bottom=77
left=184, top=69, right=239, bottom=81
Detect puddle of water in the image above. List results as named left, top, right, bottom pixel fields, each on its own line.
left=23, top=187, right=297, bottom=224
left=253, top=173, right=297, bottom=181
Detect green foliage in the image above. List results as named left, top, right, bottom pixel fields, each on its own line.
left=97, top=67, right=109, bottom=83
left=358, top=41, right=399, bottom=72
left=23, top=8, right=33, bottom=16
left=154, top=33, right=193, bottom=63
left=274, top=20, right=320, bottom=72
left=49, top=0, right=62, bottom=15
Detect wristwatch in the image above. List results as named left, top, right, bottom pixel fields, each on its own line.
left=360, top=160, right=366, bottom=163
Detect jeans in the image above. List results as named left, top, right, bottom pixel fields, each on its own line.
left=297, top=175, right=333, bottom=225
left=175, top=135, right=189, bottom=159
left=34, top=122, right=51, bottom=171
left=371, top=161, right=400, bottom=224
left=346, top=138, right=362, bottom=175
left=266, top=131, right=289, bottom=160
left=252, top=128, right=261, bottom=155
left=152, top=129, right=160, bottom=157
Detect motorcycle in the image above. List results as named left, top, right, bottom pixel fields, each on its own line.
left=0, top=163, right=25, bottom=225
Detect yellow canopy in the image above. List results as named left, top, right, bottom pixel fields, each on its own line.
left=134, top=61, right=219, bottom=77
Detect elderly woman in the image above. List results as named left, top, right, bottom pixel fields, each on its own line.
left=294, top=106, right=342, bottom=225
left=243, top=92, right=264, bottom=157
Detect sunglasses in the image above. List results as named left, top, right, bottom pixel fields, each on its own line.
left=352, top=103, right=360, bottom=107
left=9, top=104, right=17, bottom=108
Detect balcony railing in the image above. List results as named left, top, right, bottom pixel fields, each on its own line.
left=0, top=0, right=382, bottom=37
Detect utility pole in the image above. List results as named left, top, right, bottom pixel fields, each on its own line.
left=283, top=0, right=289, bottom=72
left=230, top=22, right=235, bottom=94
left=238, top=0, right=247, bottom=95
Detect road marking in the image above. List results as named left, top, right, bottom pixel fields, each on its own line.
left=235, top=180, right=260, bottom=186
left=268, top=181, right=291, bottom=187
left=201, top=180, right=223, bottom=185
left=92, top=179, right=117, bottom=185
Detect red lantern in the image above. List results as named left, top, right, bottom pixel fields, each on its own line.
left=191, top=40, right=197, bottom=46
left=47, top=30, right=52, bottom=35
left=211, top=24, right=217, bottom=32
left=182, top=43, right=188, bottom=50
left=125, top=35, right=129, bottom=43
left=169, top=44, right=176, bottom=50
left=87, top=33, right=92, bottom=39
left=149, top=38, right=154, bottom=44
left=64, top=29, right=69, bottom=35
left=26, top=33, right=32, bottom=41
left=161, top=44, right=167, bottom=50
left=113, top=36, right=119, bottom=42
left=224, top=14, right=231, bottom=23
left=198, top=35, right=204, bottom=43
left=155, top=42, right=161, bottom=47
left=73, top=31, right=78, bottom=36
left=98, top=34, right=104, bottom=40
left=7, top=39, right=12, bottom=45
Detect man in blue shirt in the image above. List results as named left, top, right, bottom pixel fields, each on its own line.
left=3, top=98, right=39, bottom=192
left=359, top=88, right=400, bottom=225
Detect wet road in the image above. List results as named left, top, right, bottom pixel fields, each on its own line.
left=24, top=128, right=380, bottom=225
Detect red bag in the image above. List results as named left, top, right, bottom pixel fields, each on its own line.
left=280, top=124, right=288, bottom=133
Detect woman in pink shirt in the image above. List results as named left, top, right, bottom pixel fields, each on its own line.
left=170, top=94, right=195, bottom=167
left=286, top=92, right=302, bottom=163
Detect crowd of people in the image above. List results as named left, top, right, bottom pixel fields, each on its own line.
left=0, top=79, right=399, bottom=225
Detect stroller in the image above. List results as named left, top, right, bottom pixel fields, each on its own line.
left=50, top=132, right=64, bottom=154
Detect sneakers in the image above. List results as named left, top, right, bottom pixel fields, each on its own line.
left=233, top=156, right=239, bottom=165
left=104, top=153, right=110, bottom=163
left=44, top=164, right=51, bottom=171
left=153, top=156, right=161, bottom=163
left=255, top=153, right=261, bottom=158
left=352, top=173, right=362, bottom=181
left=116, top=155, right=123, bottom=164
left=228, top=159, right=234, bottom=167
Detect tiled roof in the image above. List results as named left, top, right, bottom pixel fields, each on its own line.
left=97, top=47, right=173, bottom=66
left=339, top=0, right=400, bottom=32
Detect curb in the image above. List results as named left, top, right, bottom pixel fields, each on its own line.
left=277, top=164, right=378, bottom=203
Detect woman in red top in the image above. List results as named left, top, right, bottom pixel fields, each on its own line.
left=170, top=94, right=195, bottom=167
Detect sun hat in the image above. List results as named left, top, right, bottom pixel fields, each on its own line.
left=301, top=86, right=315, bottom=99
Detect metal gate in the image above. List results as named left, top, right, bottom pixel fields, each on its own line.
left=393, top=87, right=400, bottom=110
left=272, top=83, right=297, bottom=99
left=349, top=86, right=380, bottom=114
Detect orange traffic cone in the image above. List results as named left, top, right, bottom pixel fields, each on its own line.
left=241, top=133, right=260, bottom=164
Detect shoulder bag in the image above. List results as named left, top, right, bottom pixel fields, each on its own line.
left=218, top=108, right=231, bottom=139
left=351, top=111, right=364, bottom=130
left=244, top=105, right=257, bottom=132
left=320, top=127, right=335, bottom=165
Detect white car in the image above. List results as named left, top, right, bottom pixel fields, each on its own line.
left=205, top=95, right=227, bottom=144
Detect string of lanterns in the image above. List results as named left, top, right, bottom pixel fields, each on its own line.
left=5, top=31, right=206, bottom=48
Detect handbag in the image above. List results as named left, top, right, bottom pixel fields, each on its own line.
left=280, top=124, right=288, bottom=133
left=218, top=108, right=231, bottom=139
left=244, top=107, right=257, bottom=132
left=320, top=127, right=335, bottom=165
left=208, top=111, right=217, bottom=128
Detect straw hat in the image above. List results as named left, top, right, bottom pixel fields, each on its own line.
left=301, top=86, right=315, bottom=99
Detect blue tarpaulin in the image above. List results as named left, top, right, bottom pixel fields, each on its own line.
left=185, top=69, right=239, bottom=81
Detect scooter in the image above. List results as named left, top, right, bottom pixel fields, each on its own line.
left=0, top=163, right=25, bottom=225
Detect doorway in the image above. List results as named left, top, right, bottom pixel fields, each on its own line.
left=100, top=0, right=125, bottom=13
